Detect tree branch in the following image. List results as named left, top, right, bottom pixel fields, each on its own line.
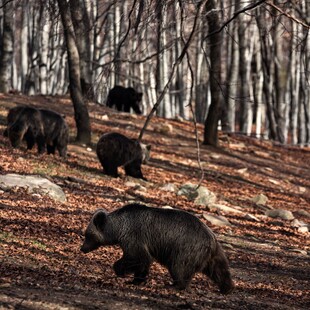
left=204, top=0, right=266, bottom=40
left=266, top=1, right=310, bottom=29
left=138, top=0, right=207, bottom=141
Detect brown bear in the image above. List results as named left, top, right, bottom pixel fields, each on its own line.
left=5, top=106, right=69, bottom=157
left=106, top=85, right=143, bottom=114
left=96, top=132, right=151, bottom=180
left=39, top=109, right=69, bottom=158
left=6, top=106, right=46, bottom=153
left=3, top=106, right=37, bottom=150
left=81, top=203, right=234, bottom=294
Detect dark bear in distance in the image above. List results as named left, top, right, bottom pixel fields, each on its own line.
left=3, top=106, right=24, bottom=137
left=5, top=106, right=69, bottom=157
left=96, top=132, right=151, bottom=180
left=107, top=85, right=143, bottom=114
left=81, top=204, right=234, bottom=294
left=39, top=109, right=69, bottom=158
left=6, top=106, right=45, bottom=153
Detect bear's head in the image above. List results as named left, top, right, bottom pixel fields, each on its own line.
left=140, top=143, right=151, bottom=164
left=81, top=209, right=109, bottom=254
left=8, top=123, right=25, bottom=147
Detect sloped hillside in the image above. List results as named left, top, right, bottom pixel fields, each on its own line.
left=0, top=93, right=309, bottom=310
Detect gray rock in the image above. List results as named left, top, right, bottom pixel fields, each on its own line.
left=153, top=123, right=173, bottom=134
left=208, top=204, right=243, bottom=214
left=265, top=209, right=294, bottom=220
left=290, top=219, right=307, bottom=228
left=245, top=214, right=260, bottom=222
left=0, top=174, right=66, bottom=202
left=294, top=210, right=310, bottom=219
left=202, top=213, right=231, bottom=227
left=160, top=183, right=177, bottom=192
left=297, top=226, right=309, bottom=234
left=177, top=183, right=216, bottom=206
left=251, top=194, right=268, bottom=205
left=289, top=248, right=308, bottom=255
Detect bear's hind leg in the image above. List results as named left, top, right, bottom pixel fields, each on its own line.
left=203, top=246, right=234, bottom=294
left=168, top=264, right=195, bottom=290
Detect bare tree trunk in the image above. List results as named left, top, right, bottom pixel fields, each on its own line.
left=290, top=21, right=300, bottom=145
left=20, top=0, right=28, bottom=92
left=39, top=3, right=50, bottom=95
left=174, top=2, right=184, bottom=118
left=224, top=0, right=240, bottom=132
left=156, top=1, right=170, bottom=118
left=254, top=34, right=264, bottom=138
left=256, top=9, right=278, bottom=141
left=203, top=0, right=222, bottom=146
left=0, top=0, right=13, bottom=92
left=57, top=0, right=91, bottom=144
left=70, top=0, right=95, bottom=101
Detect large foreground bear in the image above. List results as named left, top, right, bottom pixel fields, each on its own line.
left=106, top=85, right=143, bottom=114
left=81, top=204, right=234, bottom=294
left=5, top=106, right=69, bottom=157
left=96, top=132, right=151, bottom=180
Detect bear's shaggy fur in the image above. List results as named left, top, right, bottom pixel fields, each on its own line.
left=81, top=203, right=234, bottom=294
left=5, top=106, right=69, bottom=157
left=39, top=109, right=69, bottom=158
left=106, top=85, right=143, bottom=114
left=7, top=106, right=45, bottom=153
left=3, top=106, right=36, bottom=148
left=96, top=132, right=151, bottom=180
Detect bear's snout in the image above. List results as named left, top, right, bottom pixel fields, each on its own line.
left=80, top=244, right=90, bottom=253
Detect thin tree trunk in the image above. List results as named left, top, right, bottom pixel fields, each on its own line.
left=39, top=3, right=50, bottom=95
left=70, top=0, right=95, bottom=101
left=57, top=0, right=91, bottom=144
left=203, top=0, right=222, bottom=146
left=0, top=0, right=14, bottom=92
left=225, top=0, right=240, bottom=132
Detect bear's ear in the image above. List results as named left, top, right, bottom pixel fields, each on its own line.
left=93, top=210, right=107, bottom=230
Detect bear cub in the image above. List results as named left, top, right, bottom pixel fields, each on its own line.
left=96, top=132, right=151, bottom=180
left=81, top=203, right=235, bottom=294
left=107, top=85, right=143, bottom=114
left=5, top=105, right=69, bottom=157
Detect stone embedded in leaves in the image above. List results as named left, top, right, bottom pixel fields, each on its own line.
left=251, top=194, right=268, bottom=205
left=0, top=173, right=66, bottom=202
left=177, top=183, right=216, bottom=206
left=160, top=183, right=177, bottom=192
left=265, top=209, right=294, bottom=221
left=202, top=213, right=232, bottom=227
left=208, top=204, right=243, bottom=214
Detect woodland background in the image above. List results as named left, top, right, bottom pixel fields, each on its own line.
left=0, top=0, right=309, bottom=146
left=0, top=1, right=310, bottom=309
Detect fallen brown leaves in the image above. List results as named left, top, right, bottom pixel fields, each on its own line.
left=0, top=94, right=309, bottom=309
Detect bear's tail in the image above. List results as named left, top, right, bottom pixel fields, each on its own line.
left=204, top=243, right=235, bottom=294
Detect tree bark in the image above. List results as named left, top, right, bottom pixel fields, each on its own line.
left=203, top=0, right=222, bottom=146
left=70, top=0, right=95, bottom=101
left=57, top=0, right=91, bottom=144
left=0, top=0, right=14, bottom=93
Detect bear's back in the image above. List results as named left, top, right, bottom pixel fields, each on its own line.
left=111, top=204, right=215, bottom=247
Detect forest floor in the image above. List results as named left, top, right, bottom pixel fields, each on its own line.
left=0, top=94, right=309, bottom=310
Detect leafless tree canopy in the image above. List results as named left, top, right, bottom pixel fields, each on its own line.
left=0, top=0, right=309, bottom=146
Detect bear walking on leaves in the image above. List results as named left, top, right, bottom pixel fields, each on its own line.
left=5, top=105, right=69, bottom=158
left=96, top=132, right=151, bottom=180
left=81, top=204, right=235, bottom=294
left=106, top=85, right=143, bottom=114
